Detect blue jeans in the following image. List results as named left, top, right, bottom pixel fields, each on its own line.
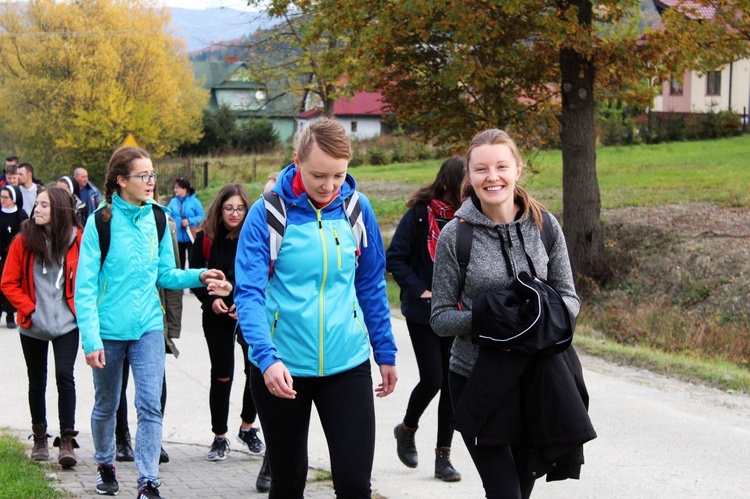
left=91, top=330, right=165, bottom=487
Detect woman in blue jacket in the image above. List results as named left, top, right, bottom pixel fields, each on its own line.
left=167, top=177, right=204, bottom=269
left=386, top=156, right=464, bottom=481
left=234, top=118, right=398, bottom=498
left=75, top=147, right=228, bottom=499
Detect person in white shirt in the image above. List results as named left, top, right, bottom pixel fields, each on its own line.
left=17, top=163, right=39, bottom=218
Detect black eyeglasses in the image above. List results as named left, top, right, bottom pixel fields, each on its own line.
left=222, top=205, right=247, bottom=214
left=125, top=173, right=157, bottom=183
left=0, top=195, right=11, bottom=200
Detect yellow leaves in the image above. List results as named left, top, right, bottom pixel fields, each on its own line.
left=0, top=0, right=205, bottom=180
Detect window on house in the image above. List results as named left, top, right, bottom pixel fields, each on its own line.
left=706, top=71, right=721, bottom=96
left=669, top=77, right=683, bottom=96
left=351, top=121, right=358, bottom=133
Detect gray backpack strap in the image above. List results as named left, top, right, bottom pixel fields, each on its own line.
left=344, top=191, right=368, bottom=255
left=262, top=191, right=287, bottom=266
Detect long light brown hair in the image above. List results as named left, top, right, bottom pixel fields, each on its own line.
left=463, top=129, right=545, bottom=230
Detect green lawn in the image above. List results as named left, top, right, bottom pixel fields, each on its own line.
left=0, top=429, right=62, bottom=498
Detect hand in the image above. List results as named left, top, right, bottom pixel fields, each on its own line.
left=228, top=304, right=237, bottom=320
left=420, top=290, right=432, bottom=298
left=207, top=279, right=232, bottom=297
left=375, top=364, right=397, bottom=398
left=263, top=362, right=296, bottom=399
left=211, top=298, right=229, bottom=314
left=200, top=269, right=226, bottom=283
left=181, top=219, right=189, bottom=228
left=86, top=350, right=106, bottom=369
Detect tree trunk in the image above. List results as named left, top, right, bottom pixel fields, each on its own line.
left=558, top=1, right=604, bottom=280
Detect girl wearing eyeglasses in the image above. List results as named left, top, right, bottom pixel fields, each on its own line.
left=167, top=177, right=205, bottom=269
left=74, top=147, right=230, bottom=498
left=188, top=183, right=266, bottom=465
left=1, top=187, right=83, bottom=468
left=0, top=185, right=27, bottom=329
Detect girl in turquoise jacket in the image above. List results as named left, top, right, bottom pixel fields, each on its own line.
left=234, top=118, right=397, bottom=497
left=75, top=146, right=228, bottom=499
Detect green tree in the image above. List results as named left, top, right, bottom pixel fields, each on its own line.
left=0, top=0, right=206, bottom=182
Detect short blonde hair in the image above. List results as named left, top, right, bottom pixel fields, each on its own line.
left=294, top=118, right=351, bottom=162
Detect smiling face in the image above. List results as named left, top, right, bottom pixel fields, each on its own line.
left=33, top=190, right=51, bottom=226
left=221, top=194, right=246, bottom=230
left=0, top=189, right=14, bottom=210
left=118, top=158, right=155, bottom=205
left=294, top=142, right=348, bottom=205
left=468, top=143, right=521, bottom=223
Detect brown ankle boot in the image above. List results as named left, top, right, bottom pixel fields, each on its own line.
left=434, top=447, right=461, bottom=482
left=53, top=429, right=80, bottom=468
left=29, top=423, right=50, bottom=461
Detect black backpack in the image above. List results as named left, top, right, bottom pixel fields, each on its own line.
left=456, top=210, right=556, bottom=291
left=95, top=205, right=167, bottom=267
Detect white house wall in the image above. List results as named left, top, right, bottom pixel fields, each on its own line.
left=297, top=117, right=382, bottom=139
left=653, top=58, right=750, bottom=117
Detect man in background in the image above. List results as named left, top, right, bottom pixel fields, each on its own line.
left=74, top=167, right=102, bottom=214
left=17, top=163, right=39, bottom=218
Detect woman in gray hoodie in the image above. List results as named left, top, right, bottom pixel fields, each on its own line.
left=1, top=187, right=84, bottom=468
left=430, top=129, right=580, bottom=499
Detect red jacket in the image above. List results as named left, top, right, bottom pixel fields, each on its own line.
left=0, top=229, right=82, bottom=329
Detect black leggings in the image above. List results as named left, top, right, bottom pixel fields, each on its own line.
left=20, top=330, right=78, bottom=431
left=449, top=371, right=535, bottom=499
left=403, top=319, right=454, bottom=447
left=177, top=242, right=192, bottom=270
left=116, top=356, right=167, bottom=440
left=204, top=314, right=257, bottom=435
left=251, top=361, right=375, bottom=499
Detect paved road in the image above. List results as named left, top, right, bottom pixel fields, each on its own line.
left=2, top=294, right=750, bottom=498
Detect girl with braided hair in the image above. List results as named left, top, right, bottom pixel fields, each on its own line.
left=75, top=146, right=230, bottom=498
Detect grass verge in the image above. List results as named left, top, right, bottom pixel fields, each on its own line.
left=575, top=326, right=750, bottom=393
left=0, top=429, right=63, bottom=498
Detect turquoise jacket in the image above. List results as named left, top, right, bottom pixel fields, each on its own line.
left=235, top=165, right=397, bottom=377
left=76, top=194, right=205, bottom=354
left=167, top=193, right=205, bottom=244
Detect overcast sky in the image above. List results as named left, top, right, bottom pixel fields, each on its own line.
left=162, top=0, right=253, bottom=9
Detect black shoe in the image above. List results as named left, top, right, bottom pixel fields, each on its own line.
left=206, top=436, right=230, bottom=461
left=159, top=446, right=169, bottom=464
left=136, top=480, right=161, bottom=498
left=256, top=454, right=272, bottom=493
left=95, top=464, right=119, bottom=496
left=6, top=316, right=16, bottom=329
left=237, top=426, right=266, bottom=455
left=434, top=447, right=461, bottom=482
left=394, top=423, right=418, bottom=468
left=115, top=432, right=134, bottom=462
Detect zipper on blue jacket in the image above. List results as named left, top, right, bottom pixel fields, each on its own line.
left=310, top=201, right=328, bottom=376
left=333, top=228, right=342, bottom=269
left=270, top=310, right=279, bottom=339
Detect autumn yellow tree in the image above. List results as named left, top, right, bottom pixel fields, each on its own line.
left=0, top=0, right=206, bottom=181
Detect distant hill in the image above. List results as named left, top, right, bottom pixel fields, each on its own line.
left=168, top=7, right=272, bottom=53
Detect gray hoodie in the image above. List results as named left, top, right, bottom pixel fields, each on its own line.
left=430, top=196, right=580, bottom=378
left=20, top=231, right=78, bottom=341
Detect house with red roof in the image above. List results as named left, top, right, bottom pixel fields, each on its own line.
left=297, top=91, right=388, bottom=139
left=650, top=1, right=750, bottom=121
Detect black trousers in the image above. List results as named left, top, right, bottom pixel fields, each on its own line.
left=20, top=330, right=78, bottom=431
left=177, top=242, right=192, bottom=269
left=203, top=313, right=257, bottom=435
left=403, top=319, right=455, bottom=447
left=449, top=371, right=535, bottom=499
left=251, top=361, right=375, bottom=499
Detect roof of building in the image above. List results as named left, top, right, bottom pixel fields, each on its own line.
left=297, top=91, right=385, bottom=119
left=192, top=61, right=261, bottom=90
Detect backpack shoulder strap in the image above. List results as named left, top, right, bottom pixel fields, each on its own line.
left=540, top=210, right=557, bottom=257
left=202, top=233, right=212, bottom=261
left=344, top=191, right=367, bottom=254
left=153, top=205, right=167, bottom=245
left=94, top=209, right=109, bottom=268
left=262, top=191, right=287, bottom=265
left=455, top=218, right=473, bottom=297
